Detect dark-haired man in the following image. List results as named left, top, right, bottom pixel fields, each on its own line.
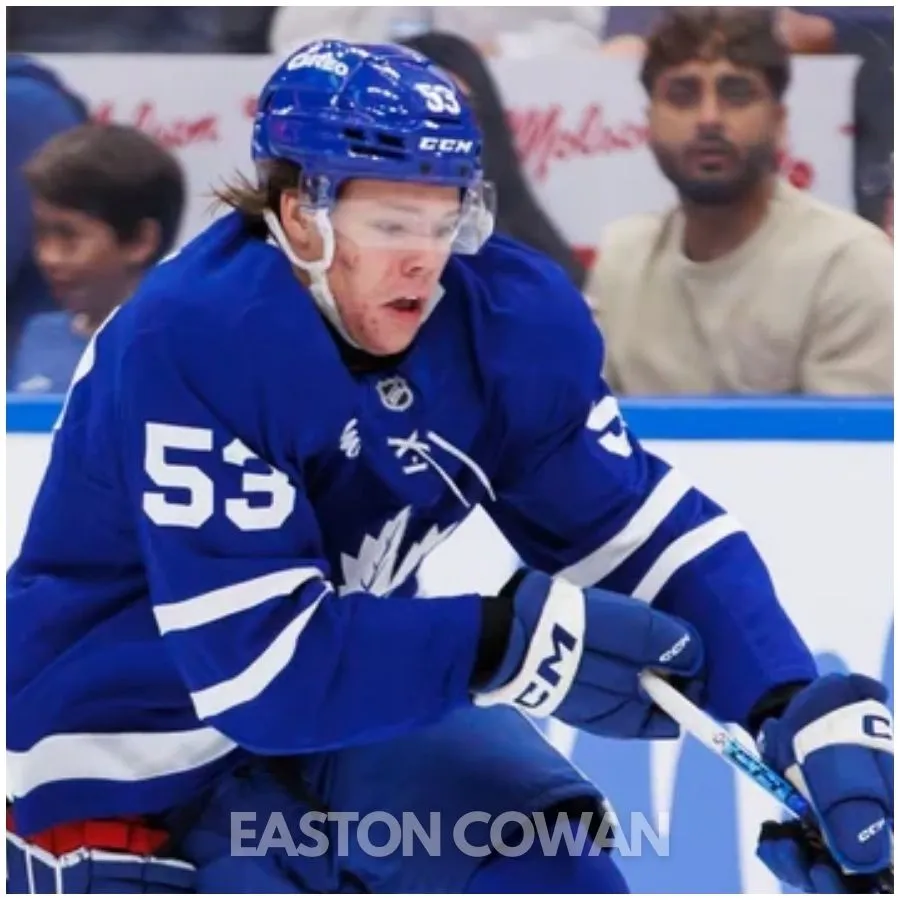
left=10, top=123, right=185, bottom=393
left=587, top=7, right=892, bottom=397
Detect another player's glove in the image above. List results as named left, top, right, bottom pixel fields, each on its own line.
left=755, top=673, right=893, bottom=893
left=472, top=569, right=704, bottom=738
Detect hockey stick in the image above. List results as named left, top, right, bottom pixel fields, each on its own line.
left=638, top=669, right=893, bottom=893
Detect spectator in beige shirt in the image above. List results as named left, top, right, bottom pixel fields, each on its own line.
left=586, top=7, right=893, bottom=397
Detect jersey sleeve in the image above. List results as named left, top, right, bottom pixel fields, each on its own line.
left=115, top=299, right=482, bottom=755
left=487, top=288, right=817, bottom=728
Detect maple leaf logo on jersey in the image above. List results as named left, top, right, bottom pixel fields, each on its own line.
left=339, top=506, right=457, bottom=596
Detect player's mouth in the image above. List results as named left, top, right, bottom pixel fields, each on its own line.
left=385, top=296, right=426, bottom=318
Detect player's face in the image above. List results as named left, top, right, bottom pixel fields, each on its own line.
left=326, top=180, right=461, bottom=355
left=31, top=199, right=156, bottom=318
left=647, top=59, right=785, bottom=204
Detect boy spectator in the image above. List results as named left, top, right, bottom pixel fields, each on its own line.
left=10, top=123, right=185, bottom=394
left=586, top=7, right=893, bottom=396
left=7, top=56, right=88, bottom=362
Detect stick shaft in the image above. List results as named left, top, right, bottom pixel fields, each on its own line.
left=638, top=670, right=893, bottom=892
left=638, top=670, right=810, bottom=818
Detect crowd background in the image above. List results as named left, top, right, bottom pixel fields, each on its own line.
left=6, top=6, right=894, bottom=396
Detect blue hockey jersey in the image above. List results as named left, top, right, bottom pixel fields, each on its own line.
left=7, top=213, right=816, bottom=835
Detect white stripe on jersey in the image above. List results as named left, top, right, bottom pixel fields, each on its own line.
left=7, top=727, right=236, bottom=798
left=558, top=468, right=691, bottom=587
left=190, top=586, right=331, bottom=719
left=154, top=566, right=322, bottom=634
left=631, top=515, right=742, bottom=602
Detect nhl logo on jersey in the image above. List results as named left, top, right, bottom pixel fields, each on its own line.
left=377, top=376, right=413, bottom=412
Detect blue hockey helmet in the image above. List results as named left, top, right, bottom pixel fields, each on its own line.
left=251, top=40, right=495, bottom=348
left=252, top=39, right=494, bottom=255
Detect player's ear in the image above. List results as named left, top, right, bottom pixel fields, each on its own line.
left=280, top=189, right=321, bottom=259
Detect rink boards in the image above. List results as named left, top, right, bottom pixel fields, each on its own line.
left=6, top=397, right=893, bottom=893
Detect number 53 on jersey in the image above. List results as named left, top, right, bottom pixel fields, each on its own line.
left=142, top=422, right=296, bottom=532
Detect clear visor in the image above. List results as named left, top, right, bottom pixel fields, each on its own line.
left=300, top=176, right=496, bottom=256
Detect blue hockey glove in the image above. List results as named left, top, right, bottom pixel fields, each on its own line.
left=5, top=839, right=196, bottom=893
left=755, top=673, right=893, bottom=893
left=473, top=569, right=704, bottom=738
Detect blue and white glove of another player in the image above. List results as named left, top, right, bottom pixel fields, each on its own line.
left=755, top=673, right=894, bottom=893
left=474, top=569, right=704, bottom=738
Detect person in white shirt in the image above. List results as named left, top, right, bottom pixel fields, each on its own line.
left=586, top=7, right=893, bottom=397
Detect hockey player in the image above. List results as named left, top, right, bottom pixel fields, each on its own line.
left=7, top=41, right=892, bottom=893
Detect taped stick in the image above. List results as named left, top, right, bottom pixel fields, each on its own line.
left=639, top=669, right=893, bottom=893
left=639, top=670, right=810, bottom=816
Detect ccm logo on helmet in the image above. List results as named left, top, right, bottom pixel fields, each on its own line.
left=286, top=50, right=349, bottom=77
left=419, top=137, right=474, bottom=154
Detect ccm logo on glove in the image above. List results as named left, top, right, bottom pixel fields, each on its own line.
left=659, top=633, right=692, bottom=664
left=863, top=714, right=892, bottom=740
left=857, top=818, right=886, bottom=844
left=474, top=570, right=706, bottom=740
left=473, top=576, right=585, bottom=717
left=514, top=624, right=579, bottom=710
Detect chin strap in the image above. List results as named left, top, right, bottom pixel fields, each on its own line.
left=263, top=207, right=363, bottom=349
left=263, top=208, right=447, bottom=350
